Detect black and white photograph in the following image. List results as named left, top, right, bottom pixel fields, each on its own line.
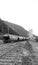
left=0, top=0, right=38, bottom=65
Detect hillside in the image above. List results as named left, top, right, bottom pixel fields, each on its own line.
left=0, top=19, right=19, bottom=36
left=4, top=20, right=28, bottom=37
left=0, top=19, right=29, bottom=37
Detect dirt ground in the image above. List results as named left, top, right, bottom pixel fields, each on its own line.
left=0, top=41, right=38, bottom=65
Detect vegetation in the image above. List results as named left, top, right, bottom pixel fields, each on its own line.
left=0, top=19, right=19, bottom=35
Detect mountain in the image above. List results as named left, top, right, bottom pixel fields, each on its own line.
left=0, top=19, right=28, bottom=37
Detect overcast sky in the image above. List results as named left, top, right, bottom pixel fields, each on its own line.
left=0, top=0, right=38, bottom=35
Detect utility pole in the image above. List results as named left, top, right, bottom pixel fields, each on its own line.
left=2, top=25, right=3, bottom=34
left=8, top=26, right=9, bottom=35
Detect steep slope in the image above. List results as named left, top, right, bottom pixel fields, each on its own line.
left=4, top=21, right=28, bottom=37
left=0, top=19, right=19, bottom=35
left=0, top=19, right=29, bottom=37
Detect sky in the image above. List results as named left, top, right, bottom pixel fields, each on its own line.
left=0, top=0, right=38, bottom=35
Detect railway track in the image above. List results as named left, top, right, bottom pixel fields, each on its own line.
left=0, top=41, right=38, bottom=65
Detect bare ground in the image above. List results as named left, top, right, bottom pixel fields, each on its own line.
left=0, top=41, right=38, bottom=65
